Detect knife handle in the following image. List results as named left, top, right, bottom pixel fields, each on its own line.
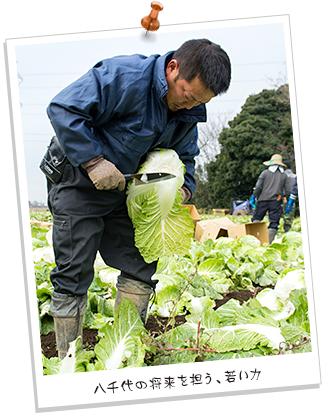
left=124, top=174, right=133, bottom=181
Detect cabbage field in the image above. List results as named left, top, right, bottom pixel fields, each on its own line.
left=31, top=210, right=311, bottom=375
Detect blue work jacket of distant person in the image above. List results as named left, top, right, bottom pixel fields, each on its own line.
left=46, top=51, right=207, bottom=197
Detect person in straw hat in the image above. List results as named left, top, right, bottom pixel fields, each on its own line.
left=282, top=160, right=297, bottom=232
left=249, top=154, right=287, bottom=244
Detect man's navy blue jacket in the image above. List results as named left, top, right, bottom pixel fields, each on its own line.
left=46, top=51, right=207, bottom=196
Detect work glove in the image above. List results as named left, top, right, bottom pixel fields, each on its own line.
left=180, top=186, right=191, bottom=204
left=81, top=154, right=125, bottom=191
left=249, top=195, right=256, bottom=209
left=285, top=195, right=296, bottom=214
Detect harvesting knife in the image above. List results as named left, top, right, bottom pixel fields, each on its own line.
left=124, top=172, right=176, bottom=185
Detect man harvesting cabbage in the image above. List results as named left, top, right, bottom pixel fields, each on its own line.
left=41, top=38, right=231, bottom=359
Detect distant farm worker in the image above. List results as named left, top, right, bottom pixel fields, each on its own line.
left=40, top=39, right=231, bottom=359
left=250, top=154, right=287, bottom=244
left=285, top=176, right=298, bottom=214
left=282, top=160, right=297, bottom=232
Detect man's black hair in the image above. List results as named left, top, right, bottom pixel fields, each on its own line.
left=173, top=38, right=231, bottom=96
left=283, top=160, right=292, bottom=169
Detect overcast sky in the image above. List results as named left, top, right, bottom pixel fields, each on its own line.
left=15, top=18, right=288, bottom=203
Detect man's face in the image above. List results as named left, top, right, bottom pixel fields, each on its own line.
left=164, top=59, right=216, bottom=112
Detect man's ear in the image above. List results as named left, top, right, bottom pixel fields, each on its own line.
left=165, top=59, right=179, bottom=76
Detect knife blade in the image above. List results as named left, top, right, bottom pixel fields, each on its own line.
left=124, top=172, right=176, bottom=185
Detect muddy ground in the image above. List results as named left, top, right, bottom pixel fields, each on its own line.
left=41, top=288, right=264, bottom=359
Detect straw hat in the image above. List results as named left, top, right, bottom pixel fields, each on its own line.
left=263, top=154, right=286, bottom=167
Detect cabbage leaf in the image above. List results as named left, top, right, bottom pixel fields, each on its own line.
left=94, top=298, right=146, bottom=370
left=42, top=336, right=93, bottom=375
left=203, top=324, right=285, bottom=351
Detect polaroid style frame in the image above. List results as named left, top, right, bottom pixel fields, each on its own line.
left=7, top=16, right=320, bottom=407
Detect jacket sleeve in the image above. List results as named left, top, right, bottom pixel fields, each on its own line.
left=291, top=177, right=298, bottom=198
left=175, top=126, right=200, bottom=198
left=46, top=61, right=124, bottom=166
left=253, top=170, right=266, bottom=198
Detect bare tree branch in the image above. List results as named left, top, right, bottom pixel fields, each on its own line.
left=196, top=112, right=231, bottom=180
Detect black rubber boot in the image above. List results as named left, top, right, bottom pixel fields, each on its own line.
left=53, top=316, right=84, bottom=359
left=50, top=292, right=88, bottom=359
left=114, top=276, right=153, bottom=323
left=268, top=228, right=277, bottom=245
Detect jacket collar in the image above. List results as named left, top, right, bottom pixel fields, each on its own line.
left=153, top=51, right=207, bottom=122
left=268, top=165, right=285, bottom=173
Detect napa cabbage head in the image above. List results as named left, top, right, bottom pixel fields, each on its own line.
left=256, top=288, right=296, bottom=321
left=274, top=269, right=306, bottom=301
left=126, top=149, right=195, bottom=263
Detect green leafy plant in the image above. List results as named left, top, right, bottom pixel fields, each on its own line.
left=31, top=211, right=311, bottom=374
left=43, top=336, right=94, bottom=375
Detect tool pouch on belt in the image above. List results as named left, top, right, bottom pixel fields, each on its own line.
left=39, top=136, right=68, bottom=183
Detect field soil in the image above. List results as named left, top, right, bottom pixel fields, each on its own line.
left=41, top=288, right=264, bottom=359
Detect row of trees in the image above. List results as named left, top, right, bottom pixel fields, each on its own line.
left=191, top=84, right=295, bottom=210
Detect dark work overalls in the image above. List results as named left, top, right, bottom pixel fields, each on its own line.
left=47, top=162, right=158, bottom=297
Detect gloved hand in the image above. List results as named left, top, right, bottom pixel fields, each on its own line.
left=249, top=195, right=256, bottom=209
left=180, top=186, right=191, bottom=204
left=81, top=154, right=125, bottom=191
left=285, top=196, right=295, bottom=214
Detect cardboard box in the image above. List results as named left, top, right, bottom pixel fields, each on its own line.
left=227, top=221, right=269, bottom=245
left=183, top=204, right=200, bottom=227
left=194, top=220, right=209, bottom=241
left=212, top=208, right=233, bottom=215
left=197, top=217, right=234, bottom=242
